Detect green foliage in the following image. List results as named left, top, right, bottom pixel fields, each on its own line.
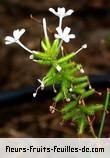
left=32, top=37, right=103, bottom=136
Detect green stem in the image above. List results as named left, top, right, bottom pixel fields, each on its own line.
left=98, top=88, right=110, bottom=138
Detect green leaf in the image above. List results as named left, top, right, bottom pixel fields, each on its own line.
left=50, top=39, right=60, bottom=57
left=54, top=91, right=64, bottom=103
left=68, top=76, right=88, bottom=84
left=44, top=68, right=55, bottom=79
left=41, top=40, right=48, bottom=52
left=61, top=100, right=78, bottom=113
left=82, top=89, right=95, bottom=98
left=77, top=116, right=87, bottom=135
left=58, top=52, right=75, bottom=63
left=61, top=62, right=76, bottom=69
left=74, top=82, right=88, bottom=89
left=80, top=104, right=103, bottom=115
left=63, top=109, right=80, bottom=121
left=44, top=74, right=61, bottom=87
left=73, top=88, right=85, bottom=94
left=44, top=37, right=51, bottom=49
left=37, top=60, right=52, bottom=65
left=33, top=52, right=51, bottom=60
left=65, top=65, right=82, bottom=75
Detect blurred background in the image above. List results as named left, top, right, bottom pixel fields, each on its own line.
left=0, top=0, right=110, bottom=137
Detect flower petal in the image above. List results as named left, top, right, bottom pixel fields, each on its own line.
left=56, top=27, right=62, bottom=35
left=68, top=34, right=75, bottom=39
left=58, top=7, right=65, bottom=15
left=5, top=41, right=14, bottom=45
left=18, top=29, right=25, bottom=38
left=65, top=9, right=74, bottom=16
left=54, top=33, right=61, bottom=39
left=5, top=36, right=15, bottom=43
left=13, top=29, right=25, bottom=40
left=13, top=29, right=19, bottom=39
left=64, top=37, right=70, bottom=43
left=49, top=8, right=58, bottom=16
left=63, top=27, right=71, bottom=35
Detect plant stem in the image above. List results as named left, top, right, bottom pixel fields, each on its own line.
left=98, top=88, right=110, bottom=138
left=87, top=116, right=97, bottom=138
left=17, top=40, right=33, bottom=53
left=81, top=98, right=97, bottom=138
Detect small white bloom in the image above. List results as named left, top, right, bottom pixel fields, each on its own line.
left=56, top=65, right=62, bottom=72
left=55, top=27, right=75, bottom=43
left=49, top=7, right=74, bottom=28
left=5, top=29, right=33, bottom=53
left=49, top=7, right=74, bottom=18
left=5, top=29, right=25, bottom=45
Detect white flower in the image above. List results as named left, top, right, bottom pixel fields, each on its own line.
left=5, top=29, right=33, bottom=53
left=55, top=27, right=75, bottom=43
left=5, top=29, right=25, bottom=44
left=49, top=7, right=74, bottom=19
left=49, top=7, right=74, bottom=28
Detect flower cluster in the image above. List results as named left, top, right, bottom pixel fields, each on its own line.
left=4, top=7, right=87, bottom=98
left=49, top=7, right=75, bottom=43
left=5, top=29, right=33, bottom=53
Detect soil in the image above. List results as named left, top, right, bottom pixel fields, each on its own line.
left=0, top=0, right=110, bottom=137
